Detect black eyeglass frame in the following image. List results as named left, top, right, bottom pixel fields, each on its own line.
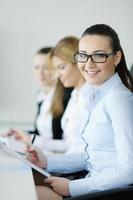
left=74, top=51, right=116, bottom=63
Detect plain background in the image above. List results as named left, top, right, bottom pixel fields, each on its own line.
left=0, top=0, right=133, bottom=128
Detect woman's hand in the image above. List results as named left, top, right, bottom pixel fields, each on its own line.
left=7, top=128, right=30, bottom=143
left=45, top=176, right=70, bottom=197
left=26, top=146, right=47, bottom=168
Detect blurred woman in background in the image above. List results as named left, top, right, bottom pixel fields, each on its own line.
left=6, top=47, right=72, bottom=154
left=35, top=36, right=94, bottom=154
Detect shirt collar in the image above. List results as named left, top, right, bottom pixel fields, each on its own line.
left=71, top=82, right=94, bottom=98
left=80, top=82, right=94, bottom=96
left=36, top=86, right=56, bottom=103
left=94, top=73, right=122, bottom=100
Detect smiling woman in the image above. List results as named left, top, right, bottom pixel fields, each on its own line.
left=26, top=24, right=133, bottom=200
left=76, top=35, right=121, bottom=86
left=77, top=25, right=133, bottom=90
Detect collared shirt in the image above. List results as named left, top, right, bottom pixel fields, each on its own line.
left=61, top=82, right=94, bottom=154
left=47, top=73, right=133, bottom=197
left=41, top=82, right=94, bottom=154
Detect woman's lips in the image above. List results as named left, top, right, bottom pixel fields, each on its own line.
left=84, top=69, right=100, bottom=77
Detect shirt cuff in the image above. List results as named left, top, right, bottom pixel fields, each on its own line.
left=69, top=178, right=89, bottom=197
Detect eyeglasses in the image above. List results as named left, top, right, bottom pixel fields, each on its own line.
left=74, top=51, right=116, bottom=63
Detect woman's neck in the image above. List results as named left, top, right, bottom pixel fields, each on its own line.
left=75, top=77, right=86, bottom=90
left=42, top=84, right=54, bottom=95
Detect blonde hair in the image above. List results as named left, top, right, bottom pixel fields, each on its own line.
left=45, top=51, right=65, bottom=117
left=51, top=36, right=79, bottom=63
left=49, top=36, right=79, bottom=117
left=50, top=79, right=64, bottom=117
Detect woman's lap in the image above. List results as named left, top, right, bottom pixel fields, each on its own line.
left=36, top=185, right=63, bottom=200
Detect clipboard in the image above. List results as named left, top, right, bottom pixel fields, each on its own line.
left=0, top=141, right=50, bottom=178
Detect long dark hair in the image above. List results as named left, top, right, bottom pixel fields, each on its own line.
left=37, top=47, right=52, bottom=54
left=81, top=24, right=133, bottom=92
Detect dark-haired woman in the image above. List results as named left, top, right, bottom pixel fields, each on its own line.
left=27, top=24, right=133, bottom=200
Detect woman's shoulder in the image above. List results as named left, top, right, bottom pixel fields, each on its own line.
left=105, top=84, right=133, bottom=109
left=108, top=83, right=132, bottom=98
left=35, top=89, right=44, bottom=103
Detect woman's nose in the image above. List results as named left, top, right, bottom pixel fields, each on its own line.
left=85, top=58, right=96, bottom=68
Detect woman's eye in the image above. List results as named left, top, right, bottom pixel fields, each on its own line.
left=79, top=54, right=87, bottom=58
left=58, top=64, right=66, bottom=69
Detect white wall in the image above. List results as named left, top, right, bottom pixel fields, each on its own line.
left=0, top=0, right=133, bottom=126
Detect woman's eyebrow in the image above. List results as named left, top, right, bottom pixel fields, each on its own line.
left=79, top=50, right=106, bottom=54
left=93, top=50, right=106, bottom=53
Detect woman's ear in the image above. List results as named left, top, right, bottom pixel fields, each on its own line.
left=114, top=51, right=122, bottom=66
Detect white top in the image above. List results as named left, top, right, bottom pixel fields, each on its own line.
left=35, top=82, right=94, bottom=154
left=47, top=73, right=133, bottom=197
left=61, top=82, right=94, bottom=154
left=33, top=87, right=55, bottom=148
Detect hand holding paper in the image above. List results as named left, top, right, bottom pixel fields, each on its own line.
left=0, top=141, right=50, bottom=177
left=26, top=146, right=47, bottom=169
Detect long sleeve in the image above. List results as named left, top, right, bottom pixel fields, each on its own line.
left=36, top=137, right=68, bottom=153
left=47, top=152, right=87, bottom=173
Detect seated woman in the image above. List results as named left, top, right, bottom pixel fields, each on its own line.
left=36, top=36, right=94, bottom=154
left=27, top=24, right=133, bottom=200
left=9, top=37, right=94, bottom=155
left=5, top=47, right=72, bottom=154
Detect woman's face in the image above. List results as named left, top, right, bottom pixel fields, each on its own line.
left=52, top=56, right=81, bottom=88
left=34, top=53, right=57, bottom=87
left=77, top=35, right=121, bottom=86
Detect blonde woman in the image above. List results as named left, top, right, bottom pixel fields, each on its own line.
left=32, top=36, right=94, bottom=154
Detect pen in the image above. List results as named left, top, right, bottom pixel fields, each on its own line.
left=31, top=134, right=36, bottom=144
left=26, top=134, right=36, bottom=158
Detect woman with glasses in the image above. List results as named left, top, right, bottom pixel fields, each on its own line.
left=27, top=24, right=133, bottom=200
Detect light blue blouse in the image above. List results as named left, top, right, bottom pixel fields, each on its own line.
left=47, top=73, right=133, bottom=197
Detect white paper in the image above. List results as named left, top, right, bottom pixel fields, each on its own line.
left=0, top=136, right=26, bottom=153
left=0, top=141, right=50, bottom=177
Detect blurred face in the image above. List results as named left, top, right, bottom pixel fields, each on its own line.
left=77, top=35, right=121, bottom=86
left=34, top=53, right=57, bottom=87
left=52, top=56, right=81, bottom=88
